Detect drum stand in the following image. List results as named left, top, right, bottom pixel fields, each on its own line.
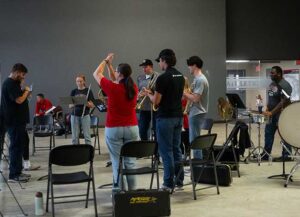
left=245, top=122, right=272, bottom=166
left=268, top=141, right=292, bottom=180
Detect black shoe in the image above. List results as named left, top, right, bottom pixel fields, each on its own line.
left=273, top=156, right=293, bottom=162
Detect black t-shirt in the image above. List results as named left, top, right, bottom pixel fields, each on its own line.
left=70, top=87, right=94, bottom=116
left=0, top=78, right=30, bottom=126
left=155, top=67, right=184, bottom=118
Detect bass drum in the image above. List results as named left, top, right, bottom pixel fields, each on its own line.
left=278, top=101, right=300, bottom=147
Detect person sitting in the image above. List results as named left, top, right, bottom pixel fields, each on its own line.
left=35, top=93, right=53, bottom=116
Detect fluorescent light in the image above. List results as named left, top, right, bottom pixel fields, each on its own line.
left=226, top=60, right=250, bottom=63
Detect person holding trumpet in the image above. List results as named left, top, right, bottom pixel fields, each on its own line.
left=137, top=59, right=159, bottom=140
left=93, top=53, right=139, bottom=191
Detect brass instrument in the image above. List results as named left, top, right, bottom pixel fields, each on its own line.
left=183, top=76, right=191, bottom=114
left=136, top=74, right=158, bottom=110
left=217, top=97, right=233, bottom=120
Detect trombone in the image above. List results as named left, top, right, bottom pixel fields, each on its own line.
left=136, top=74, right=158, bottom=110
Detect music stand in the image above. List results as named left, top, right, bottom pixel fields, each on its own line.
left=226, top=93, right=246, bottom=118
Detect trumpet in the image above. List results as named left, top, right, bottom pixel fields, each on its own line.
left=136, top=74, right=158, bottom=110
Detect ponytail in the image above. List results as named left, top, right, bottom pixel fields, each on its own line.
left=118, top=63, right=136, bottom=100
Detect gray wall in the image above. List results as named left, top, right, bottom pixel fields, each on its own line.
left=0, top=0, right=226, bottom=121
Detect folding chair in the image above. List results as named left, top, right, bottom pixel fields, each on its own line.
left=32, top=115, right=55, bottom=155
left=177, top=134, right=219, bottom=200
left=182, top=118, right=214, bottom=160
left=46, top=144, right=98, bottom=217
left=117, top=141, right=159, bottom=191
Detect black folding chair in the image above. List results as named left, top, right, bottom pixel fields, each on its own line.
left=32, top=115, right=55, bottom=155
left=117, top=141, right=159, bottom=191
left=177, top=134, right=220, bottom=200
left=46, top=144, right=98, bottom=217
left=182, top=118, right=214, bottom=160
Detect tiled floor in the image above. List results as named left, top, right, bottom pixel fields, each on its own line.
left=0, top=123, right=299, bottom=217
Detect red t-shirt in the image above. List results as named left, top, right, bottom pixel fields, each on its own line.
left=35, top=98, right=53, bottom=116
left=100, top=77, right=138, bottom=127
left=181, top=98, right=189, bottom=129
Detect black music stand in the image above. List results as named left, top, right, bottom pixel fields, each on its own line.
left=226, top=93, right=246, bottom=118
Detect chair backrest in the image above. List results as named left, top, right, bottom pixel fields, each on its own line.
left=120, top=141, right=157, bottom=158
left=33, top=115, right=54, bottom=126
left=200, top=118, right=214, bottom=134
left=191, top=134, right=217, bottom=150
left=49, top=144, right=94, bottom=166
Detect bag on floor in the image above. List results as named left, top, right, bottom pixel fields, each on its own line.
left=192, top=164, right=232, bottom=186
left=113, top=189, right=170, bottom=217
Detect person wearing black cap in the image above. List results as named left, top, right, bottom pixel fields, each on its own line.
left=183, top=56, right=209, bottom=159
left=144, top=49, right=185, bottom=191
left=137, top=59, right=159, bottom=140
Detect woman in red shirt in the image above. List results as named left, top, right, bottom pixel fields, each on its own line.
left=93, top=53, right=139, bottom=191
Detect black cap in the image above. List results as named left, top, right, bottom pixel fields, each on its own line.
left=155, top=49, right=175, bottom=62
left=139, top=59, right=153, bottom=66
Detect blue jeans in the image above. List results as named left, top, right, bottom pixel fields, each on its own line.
left=138, top=110, right=156, bottom=140
left=264, top=115, right=291, bottom=157
left=71, top=115, right=91, bottom=145
left=189, top=113, right=206, bottom=159
left=7, top=125, right=26, bottom=179
left=105, top=126, right=139, bottom=190
left=156, top=117, right=183, bottom=188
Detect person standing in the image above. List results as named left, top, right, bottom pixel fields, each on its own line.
left=183, top=56, right=209, bottom=159
left=70, top=75, right=95, bottom=145
left=93, top=53, right=139, bottom=191
left=145, top=49, right=185, bottom=191
left=0, top=63, right=31, bottom=182
left=137, top=59, right=159, bottom=140
left=262, top=66, right=292, bottom=161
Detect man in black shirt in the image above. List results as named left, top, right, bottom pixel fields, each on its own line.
left=262, top=66, right=292, bottom=162
left=145, top=49, right=185, bottom=191
left=0, top=63, right=31, bottom=182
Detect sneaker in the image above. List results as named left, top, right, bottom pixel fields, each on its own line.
left=174, top=185, right=184, bottom=191
left=8, top=176, right=29, bottom=183
left=20, top=173, right=31, bottom=178
left=160, top=184, right=173, bottom=193
left=24, top=165, right=41, bottom=171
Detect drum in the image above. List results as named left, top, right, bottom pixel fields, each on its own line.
left=278, top=101, right=300, bottom=147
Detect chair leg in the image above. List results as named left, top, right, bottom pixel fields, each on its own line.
left=213, top=163, right=220, bottom=194
left=32, top=135, right=35, bottom=156
left=46, top=175, right=50, bottom=212
left=91, top=178, right=98, bottom=217
left=53, top=135, right=55, bottom=148
left=50, top=182, right=55, bottom=217
left=156, top=171, right=160, bottom=189
left=85, top=180, right=91, bottom=208
left=190, top=164, right=197, bottom=200
left=150, top=173, right=154, bottom=189
left=97, top=134, right=100, bottom=155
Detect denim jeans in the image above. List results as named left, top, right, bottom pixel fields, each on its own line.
left=156, top=117, right=183, bottom=188
left=105, top=126, right=139, bottom=190
left=138, top=110, right=156, bottom=140
left=71, top=115, right=91, bottom=145
left=264, top=115, right=291, bottom=157
left=189, top=113, right=206, bottom=159
left=7, top=125, right=26, bottom=179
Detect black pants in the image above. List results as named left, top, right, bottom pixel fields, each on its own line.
left=23, top=130, right=30, bottom=161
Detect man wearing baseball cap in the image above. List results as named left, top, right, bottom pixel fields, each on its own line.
left=145, top=49, right=185, bottom=191
left=137, top=59, right=159, bottom=140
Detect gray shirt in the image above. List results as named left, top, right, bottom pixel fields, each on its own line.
left=137, top=71, right=159, bottom=111
left=189, top=73, right=209, bottom=117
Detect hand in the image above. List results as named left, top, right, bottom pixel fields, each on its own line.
left=142, top=87, right=152, bottom=96
left=263, top=111, right=272, bottom=117
left=87, top=101, right=94, bottom=108
left=105, top=53, right=114, bottom=64
left=24, top=86, right=31, bottom=92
